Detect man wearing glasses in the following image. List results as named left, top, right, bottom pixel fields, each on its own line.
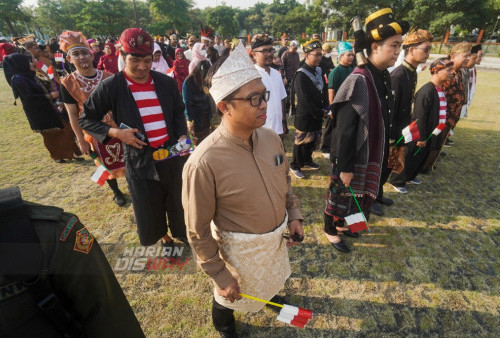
left=251, top=34, right=288, bottom=139
left=387, top=29, right=433, bottom=197
left=182, top=43, right=304, bottom=337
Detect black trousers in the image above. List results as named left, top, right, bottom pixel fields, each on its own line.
left=126, top=156, right=188, bottom=246
left=291, top=142, right=315, bottom=170
left=212, top=297, right=235, bottom=332
left=320, top=117, right=334, bottom=153
left=377, top=142, right=391, bottom=200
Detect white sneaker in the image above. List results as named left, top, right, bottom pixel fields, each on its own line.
left=322, top=152, right=330, bottom=160
left=407, top=178, right=422, bottom=185
left=290, top=169, right=305, bottom=179
left=391, top=185, right=408, bottom=193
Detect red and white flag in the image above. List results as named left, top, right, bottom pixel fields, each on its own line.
left=277, top=304, right=313, bottom=328
left=90, top=165, right=111, bottom=186
left=432, top=123, right=446, bottom=136
left=345, top=212, right=368, bottom=233
left=36, top=61, right=54, bottom=79
left=402, top=120, right=420, bottom=143
left=54, top=53, right=64, bottom=62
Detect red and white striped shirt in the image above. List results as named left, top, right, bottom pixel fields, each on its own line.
left=435, top=86, right=447, bottom=124
left=125, top=73, right=169, bottom=148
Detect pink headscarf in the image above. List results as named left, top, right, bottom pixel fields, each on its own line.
left=188, top=42, right=210, bottom=74
left=151, top=42, right=169, bottom=74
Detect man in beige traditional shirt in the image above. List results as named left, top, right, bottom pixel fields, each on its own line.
left=182, top=43, right=304, bottom=337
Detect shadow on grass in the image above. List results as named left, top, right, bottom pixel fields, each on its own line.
left=235, top=296, right=499, bottom=336
left=287, top=221, right=500, bottom=295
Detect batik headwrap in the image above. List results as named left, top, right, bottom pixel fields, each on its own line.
left=59, top=31, right=89, bottom=54
left=450, top=42, right=472, bottom=56
left=403, top=29, right=433, bottom=46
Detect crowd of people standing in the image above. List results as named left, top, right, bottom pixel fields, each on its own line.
left=0, top=8, right=485, bottom=336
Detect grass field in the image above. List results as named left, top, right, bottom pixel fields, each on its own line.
left=1, top=69, right=499, bottom=337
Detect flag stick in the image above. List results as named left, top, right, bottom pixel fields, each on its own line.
left=413, top=133, right=434, bottom=156
left=90, top=153, right=112, bottom=174
left=348, top=186, right=371, bottom=232
left=394, top=135, right=404, bottom=146
left=240, top=293, right=283, bottom=308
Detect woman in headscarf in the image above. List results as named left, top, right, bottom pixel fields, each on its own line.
left=97, top=42, right=118, bottom=73
left=188, top=42, right=210, bottom=74
left=172, top=47, right=190, bottom=93
left=182, top=60, right=213, bottom=145
left=151, top=42, right=169, bottom=74
left=89, top=40, right=104, bottom=68
left=3, top=53, right=81, bottom=163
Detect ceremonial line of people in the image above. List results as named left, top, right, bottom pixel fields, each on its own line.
left=1, top=7, right=484, bottom=337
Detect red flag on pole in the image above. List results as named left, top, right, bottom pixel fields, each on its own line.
left=90, top=165, right=111, bottom=186
left=345, top=212, right=368, bottom=233
left=432, top=123, right=446, bottom=136
left=402, top=120, right=420, bottom=143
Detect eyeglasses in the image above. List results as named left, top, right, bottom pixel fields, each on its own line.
left=231, top=91, right=270, bottom=107
left=254, top=48, right=275, bottom=54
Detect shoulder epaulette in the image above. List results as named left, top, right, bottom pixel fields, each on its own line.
left=25, top=202, right=64, bottom=221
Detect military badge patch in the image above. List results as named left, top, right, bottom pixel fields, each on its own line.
left=59, top=216, right=78, bottom=242
left=74, top=227, right=94, bottom=254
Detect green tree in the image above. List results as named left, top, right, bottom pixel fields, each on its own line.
left=205, top=5, right=239, bottom=38
left=408, top=0, right=490, bottom=37
left=149, top=0, right=193, bottom=34
left=0, top=0, right=28, bottom=36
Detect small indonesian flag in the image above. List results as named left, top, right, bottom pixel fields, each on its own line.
left=276, top=304, right=313, bottom=328
left=167, top=66, right=175, bottom=77
left=402, top=120, right=420, bottom=143
left=345, top=212, right=368, bottom=233
left=90, top=165, right=111, bottom=186
left=54, top=53, right=64, bottom=62
left=36, top=61, right=54, bottom=79
left=432, top=123, right=446, bottom=136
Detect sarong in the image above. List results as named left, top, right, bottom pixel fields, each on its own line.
left=212, top=214, right=291, bottom=312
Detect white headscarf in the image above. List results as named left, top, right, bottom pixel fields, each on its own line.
left=151, top=43, right=169, bottom=74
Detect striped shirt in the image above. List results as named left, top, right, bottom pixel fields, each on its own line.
left=435, top=86, right=447, bottom=124
left=125, top=73, right=169, bottom=148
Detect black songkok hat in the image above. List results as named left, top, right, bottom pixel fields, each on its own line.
left=471, top=44, right=482, bottom=54
left=365, top=8, right=409, bottom=43
left=302, top=39, right=322, bottom=53
left=251, top=34, right=274, bottom=50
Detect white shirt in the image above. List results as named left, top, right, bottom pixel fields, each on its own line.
left=254, top=65, right=287, bottom=135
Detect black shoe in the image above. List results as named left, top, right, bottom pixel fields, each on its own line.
left=440, top=152, right=446, bottom=157
left=113, top=190, right=126, bottom=207
left=218, top=327, right=238, bottom=338
left=331, top=239, right=350, bottom=253
left=371, top=202, right=384, bottom=216
left=342, top=229, right=360, bottom=238
left=376, top=196, right=394, bottom=206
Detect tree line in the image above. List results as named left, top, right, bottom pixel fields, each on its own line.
left=1, top=0, right=499, bottom=40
